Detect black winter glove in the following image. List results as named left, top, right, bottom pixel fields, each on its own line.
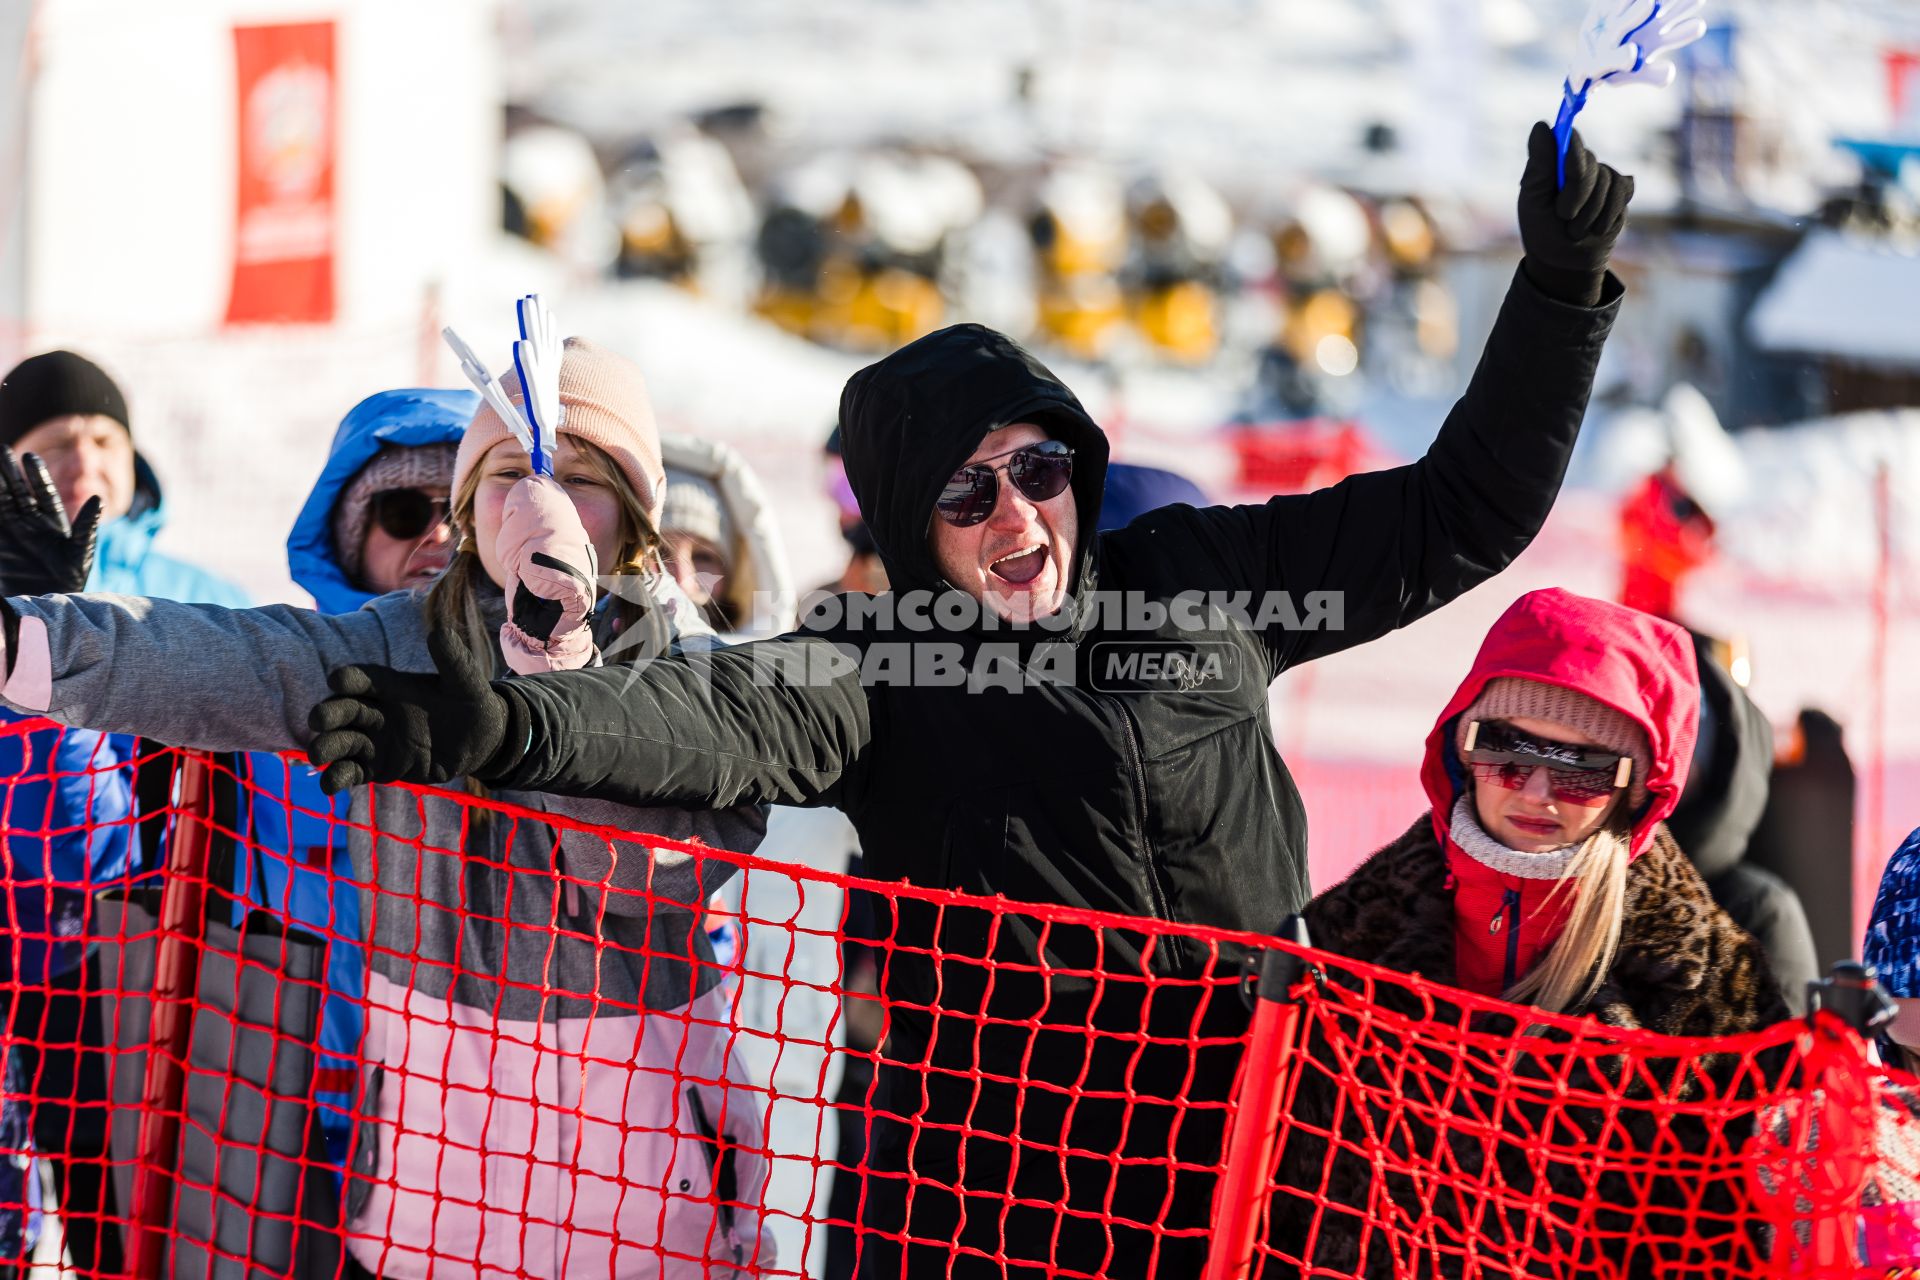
left=512, top=552, right=587, bottom=643
left=1518, top=121, right=1634, bottom=308
left=0, top=448, right=103, bottom=597
left=308, top=627, right=526, bottom=796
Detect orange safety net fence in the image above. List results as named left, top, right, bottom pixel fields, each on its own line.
left=0, top=726, right=1906, bottom=1278
left=1244, top=946, right=1920, bottom=1280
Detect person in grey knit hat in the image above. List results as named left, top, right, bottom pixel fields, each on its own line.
left=331, top=442, right=460, bottom=594
left=658, top=466, right=735, bottom=628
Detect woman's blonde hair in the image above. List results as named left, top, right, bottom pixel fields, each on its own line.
left=1505, top=807, right=1635, bottom=1015
left=423, top=438, right=665, bottom=675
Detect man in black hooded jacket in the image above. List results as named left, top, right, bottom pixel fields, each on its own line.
left=299, top=125, right=1631, bottom=1278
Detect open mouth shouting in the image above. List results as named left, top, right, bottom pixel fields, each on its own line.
left=975, top=538, right=1067, bottom=624
left=990, top=544, right=1049, bottom=587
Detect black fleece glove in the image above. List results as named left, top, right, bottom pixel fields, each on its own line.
left=0, top=448, right=103, bottom=598
left=1518, top=121, right=1634, bottom=307
left=308, top=627, right=526, bottom=795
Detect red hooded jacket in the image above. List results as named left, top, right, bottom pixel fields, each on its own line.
left=1420, top=588, right=1701, bottom=996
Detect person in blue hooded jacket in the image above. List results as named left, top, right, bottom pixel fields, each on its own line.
left=239, top=387, right=476, bottom=1174
left=0, top=349, right=247, bottom=1268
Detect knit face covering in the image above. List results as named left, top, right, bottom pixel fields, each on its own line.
left=1450, top=795, right=1585, bottom=881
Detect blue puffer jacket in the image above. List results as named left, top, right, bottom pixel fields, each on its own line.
left=2, top=456, right=246, bottom=985
left=240, top=388, right=474, bottom=1169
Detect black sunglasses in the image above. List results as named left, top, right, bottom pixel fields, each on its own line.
left=935, top=440, right=1074, bottom=528
left=369, top=489, right=451, bottom=542
left=1461, top=719, right=1631, bottom=807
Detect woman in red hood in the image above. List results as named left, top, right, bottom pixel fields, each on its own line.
left=1305, top=586, right=1783, bottom=1027
left=1273, top=588, right=1787, bottom=1278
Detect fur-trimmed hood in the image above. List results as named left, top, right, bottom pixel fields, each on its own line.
left=658, top=433, right=798, bottom=639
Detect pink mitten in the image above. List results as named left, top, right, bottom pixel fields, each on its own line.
left=497, top=474, right=599, bottom=674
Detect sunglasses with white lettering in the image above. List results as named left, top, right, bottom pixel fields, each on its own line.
left=1462, top=719, right=1632, bottom=807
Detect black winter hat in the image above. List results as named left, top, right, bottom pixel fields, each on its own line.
left=0, top=351, right=131, bottom=449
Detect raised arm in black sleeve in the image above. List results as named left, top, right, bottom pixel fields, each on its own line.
left=1141, top=125, right=1626, bottom=678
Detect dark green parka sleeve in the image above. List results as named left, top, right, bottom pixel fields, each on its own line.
left=485, top=633, right=874, bottom=812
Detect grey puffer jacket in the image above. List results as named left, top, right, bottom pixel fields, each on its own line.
left=1, top=584, right=774, bottom=1280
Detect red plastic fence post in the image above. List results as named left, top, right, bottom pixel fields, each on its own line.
left=1799, top=1013, right=1878, bottom=1278
left=127, top=749, right=217, bottom=1278
left=1204, top=917, right=1312, bottom=1280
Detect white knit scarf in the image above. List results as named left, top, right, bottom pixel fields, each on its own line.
left=1449, top=795, right=1584, bottom=881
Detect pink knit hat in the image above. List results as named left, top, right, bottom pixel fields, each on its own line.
left=452, top=337, right=665, bottom=522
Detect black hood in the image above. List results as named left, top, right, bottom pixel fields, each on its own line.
left=1669, top=631, right=1774, bottom=880
left=837, top=324, right=1110, bottom=603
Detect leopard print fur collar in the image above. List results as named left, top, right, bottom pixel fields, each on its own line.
left=1300, top=815, right=1788, bottom=1035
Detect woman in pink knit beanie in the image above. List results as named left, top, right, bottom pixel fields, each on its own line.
left=437, top=336, right=702, bottom=674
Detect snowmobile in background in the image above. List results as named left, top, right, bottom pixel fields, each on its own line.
left=607, top=128, right=756, bottom=300
left=501, top=121, right=619, bottom=274
left=1245, top=185, right=1376, bottom=418
left=1029, top=162, right=1129, bottom=361
left=1367, top=196, right=1462, bottom=396
left=1121, top=172, right=1234, bottom=364
left=1274, top=185, right=1373, bottom=372
left=753, top=150, right=982, bottom=352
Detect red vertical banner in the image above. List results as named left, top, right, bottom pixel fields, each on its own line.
left=225, top=21, right=336, bottom=325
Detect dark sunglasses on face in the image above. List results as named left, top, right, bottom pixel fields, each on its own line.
left=935, top=440, right=1075, bottom=528
left=369, top=489, right=451, bottom=542
left=1462, top=719, right=1632, bottom=807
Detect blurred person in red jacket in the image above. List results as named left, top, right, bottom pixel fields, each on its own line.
left=1618, top=460, right=1716, bottom=622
